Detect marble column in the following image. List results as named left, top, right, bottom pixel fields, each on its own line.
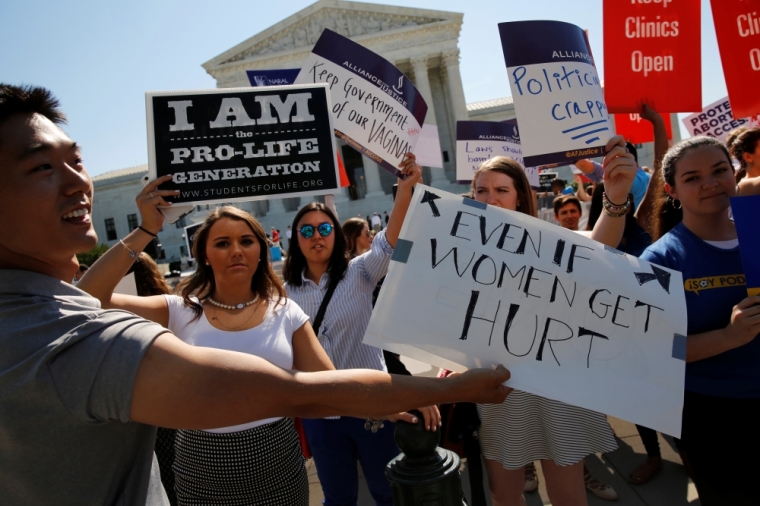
left=409, top=56, right=438, bottom=126
left=441, top=49, right=469, bottom=125
left=361, top=154, right=385, bottom=197
left=410, top=56, right=447, bottom=186
left=441, top=49, right=470, bottom=184
left=332, top=186, right=350, bottom=203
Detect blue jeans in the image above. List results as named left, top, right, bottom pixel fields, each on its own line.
left=302, top=417, right=400, bottom=506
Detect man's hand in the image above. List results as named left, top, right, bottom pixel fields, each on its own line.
left=447, top=365, right=512, bottom=404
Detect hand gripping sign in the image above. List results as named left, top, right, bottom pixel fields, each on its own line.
left=295, top=29, right=428, bottom=176
left=498, top=21, right=614, bottom=167
left=145, top=85, right=340, bottom=206
left=364, top=186, right=687, bottom=436
left=456, top=120, right=540, bottom=188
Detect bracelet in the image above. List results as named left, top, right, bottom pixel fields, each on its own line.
left=602, top=192, right=631, bottom=218
left=138, top=225, right=158, bottom=237
left=364, top=418, right=385, bottom=433
left=119, top=239, right=139, bottom=259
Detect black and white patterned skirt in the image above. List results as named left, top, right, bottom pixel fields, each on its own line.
left=173, top=417, right=308, bottom=506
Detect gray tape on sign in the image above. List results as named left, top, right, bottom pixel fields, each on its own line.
left=462, top=198, right=487, bottom=210
left=604, top=245, right=626, bottom=256
left=392, top=239, right=413, bottom=263
left=672, top=334, right=687, bottom=360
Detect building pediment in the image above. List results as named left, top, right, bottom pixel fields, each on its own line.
left=203, top=0, right=460, bottom=73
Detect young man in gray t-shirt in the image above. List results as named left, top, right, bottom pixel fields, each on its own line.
left=0, top=84, right=512, bottom=505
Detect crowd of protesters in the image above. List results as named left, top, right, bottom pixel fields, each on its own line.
left=1, top=70, right=759, bottom=506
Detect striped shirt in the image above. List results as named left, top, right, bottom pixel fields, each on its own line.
left=285, top=230, right=393, bottom=372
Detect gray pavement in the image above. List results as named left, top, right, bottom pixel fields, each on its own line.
left=307, top=357, right=700, bottom=505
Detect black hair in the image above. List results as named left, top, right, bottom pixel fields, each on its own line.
left=0, top=84, right=66, bottom=143
left=283, top=202, right=349, bottom=287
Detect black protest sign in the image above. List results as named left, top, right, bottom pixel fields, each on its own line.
left=539, top=171, right=558, bottom=192
left=146, top=85, right=339, bottom=205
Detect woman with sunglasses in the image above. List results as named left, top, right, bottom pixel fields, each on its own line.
left=283, top=153, right=439, bottom=506
left=471, top=136, right=638, bottom=506
left=78, top=193, right=335, bottom=505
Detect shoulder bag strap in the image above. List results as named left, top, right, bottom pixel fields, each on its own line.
left=312, top=278, right=338, bottom=336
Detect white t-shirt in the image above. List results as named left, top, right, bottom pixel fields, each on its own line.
left=371, top=215, right=382, bottom=227
left=164, top=295, right=309, bottom=433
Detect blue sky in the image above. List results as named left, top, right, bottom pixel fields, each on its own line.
left=0, top=0, right=725, bottom=177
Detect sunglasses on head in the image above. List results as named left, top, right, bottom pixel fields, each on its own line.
left=299, top=222, right=333, bottom=239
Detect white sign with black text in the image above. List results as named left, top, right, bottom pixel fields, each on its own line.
left=365, top=186, right=687, bottom=436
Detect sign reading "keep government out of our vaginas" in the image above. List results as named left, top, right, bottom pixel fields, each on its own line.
left=295, top=29, right=428, bottom=177
left=145, top=85, right=340, bottom=205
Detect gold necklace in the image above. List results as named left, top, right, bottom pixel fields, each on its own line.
left=209, top=302, right=260, bottom=331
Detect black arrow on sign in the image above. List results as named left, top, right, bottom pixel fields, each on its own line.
left=634, top=264, right=671, bottom=293
left=421, top=190, right=441, bottom=217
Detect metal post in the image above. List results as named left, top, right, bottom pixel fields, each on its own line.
left=385, top=411, right=466, bottom=506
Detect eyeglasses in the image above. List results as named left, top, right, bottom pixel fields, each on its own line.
left=299, top=222, right=333, bottom=239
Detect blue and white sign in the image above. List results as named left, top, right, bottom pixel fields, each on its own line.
left=247, top=69, right=300, bottom=87
left=456, top=120, right=540, bottom=188
left=499, top=21, right=613, bottom=167
left=295, top=29, right=428, bottom=176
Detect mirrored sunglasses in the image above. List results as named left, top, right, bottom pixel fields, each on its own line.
left=299, top=222, right=333, bottom=239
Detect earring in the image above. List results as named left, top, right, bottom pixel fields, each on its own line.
left=667, top=196, right=682, bottom=210
left=205, top=261, right=210, bottom=266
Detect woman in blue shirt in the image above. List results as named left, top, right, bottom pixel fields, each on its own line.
left=641, top=136, right=760, bottom=505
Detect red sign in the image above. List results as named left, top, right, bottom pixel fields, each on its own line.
left=710, top=0, right=760, bottom=118
left=603, top=0, right=701, bottom=113
left=614, top=112, right=674, bottom=144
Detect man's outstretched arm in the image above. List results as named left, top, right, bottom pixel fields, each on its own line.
left=130, top=333, right=511, bottom=430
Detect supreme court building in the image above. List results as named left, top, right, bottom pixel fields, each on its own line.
left=91, top=0, right=676, bottom=264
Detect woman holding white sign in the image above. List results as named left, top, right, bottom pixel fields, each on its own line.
left=283, top=154, right=439, bottom=506
left=642, top=136, right=760, bottom=505
left=470, top=136, right=638, bottom=506
left=78, top=192, right=336, bottom=506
